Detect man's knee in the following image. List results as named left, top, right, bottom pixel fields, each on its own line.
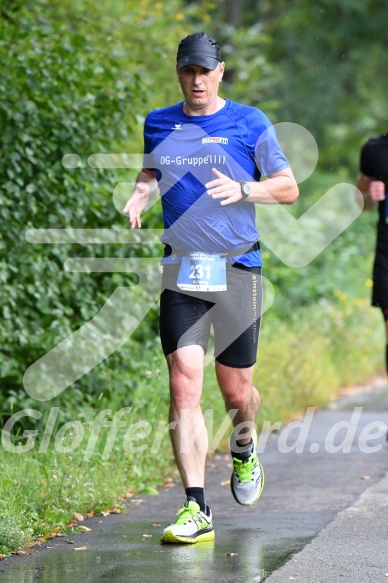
left=167, top=346, right=205, bottom=408
left=224, top=387, right=256, bottom=411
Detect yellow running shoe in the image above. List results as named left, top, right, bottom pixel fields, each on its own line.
left=230, top=430, right=265, bottom=505
left=161, top=498, right=215, bottom=544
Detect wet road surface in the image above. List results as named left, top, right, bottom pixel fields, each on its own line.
left=1, top=380, right=388, bottom=582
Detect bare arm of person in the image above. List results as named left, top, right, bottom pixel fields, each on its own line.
left=355, top=173, right=385, bottom=211
left=205, top=167, right=299, bottom=206
left=122, top=169, right=159, bottom=229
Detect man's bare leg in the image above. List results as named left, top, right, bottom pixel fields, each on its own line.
left=215, top=362, right=260, bottom=444
left=166, top=345, right=208, bottom=488
left=161, top=345, right=215, bottom=543
left=216, top=361, right=264, bottom=506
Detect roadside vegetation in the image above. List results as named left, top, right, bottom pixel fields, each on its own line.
left=0, top=0, right=385, bottom=555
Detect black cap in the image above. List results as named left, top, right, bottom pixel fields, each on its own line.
left=176, top=32, right=221, bottom=71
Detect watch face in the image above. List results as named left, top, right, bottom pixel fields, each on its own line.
left=242, top=183, right=251, bottom=196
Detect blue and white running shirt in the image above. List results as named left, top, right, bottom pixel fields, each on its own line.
left=143, top=99, right=289, bottom=267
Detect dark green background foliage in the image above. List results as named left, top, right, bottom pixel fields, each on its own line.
left=0, top=1, right=150, bottom=420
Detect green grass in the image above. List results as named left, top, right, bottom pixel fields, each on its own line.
left=256, top=297, right=383, bottom=426
left=0, top=348, right=175, bottom=555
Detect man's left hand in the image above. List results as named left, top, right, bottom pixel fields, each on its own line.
left=206, top=168, right=243, bottom=205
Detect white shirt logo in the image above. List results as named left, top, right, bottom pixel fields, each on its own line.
left=202, top=137, right=228, bottom=144
left=173, top=123, right=182, bottom=130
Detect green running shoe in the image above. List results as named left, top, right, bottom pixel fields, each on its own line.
left=160, top=498, right=215, bottom=544
left=230, top=430, right=265, bottom=505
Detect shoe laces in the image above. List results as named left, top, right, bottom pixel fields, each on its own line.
left=233, top=452, right=257, bottom=482
left=174, top=500, right=200, bottom=525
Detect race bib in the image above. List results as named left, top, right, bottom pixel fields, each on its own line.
left=177, top=252, right=227, bottom=292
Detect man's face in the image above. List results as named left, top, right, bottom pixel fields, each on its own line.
left=177, top=63, right=225, bottom=115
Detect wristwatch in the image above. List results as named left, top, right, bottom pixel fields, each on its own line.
left=239, top=181, right=251, bottom=199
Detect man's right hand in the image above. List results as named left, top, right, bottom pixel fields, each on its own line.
left=122, top=169, right=158, bottom=229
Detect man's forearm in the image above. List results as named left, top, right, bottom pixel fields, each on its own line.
left=136, top=168, right=159, bottom=199
left=245, top=171, right=299, bottom=205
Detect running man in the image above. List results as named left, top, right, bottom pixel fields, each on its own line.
left=124, top=32, right=299, bottom=543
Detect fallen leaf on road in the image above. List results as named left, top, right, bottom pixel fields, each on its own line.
left=220, top=480, right=230, bottom=486
left=142, top=534, right=152, bottom=538
left=77, top=526, right=91, bottom=533
left=98, top=505, right=124, bottom=517
left=74, top=512, right=84, bottom=522
left=73, top=546, right=88, bottom=551
left=120, top=490, right=136, bottom=499
left=12, top=551, right=31, bottom=556
left=361, top=475, right=371, bottom=480
left=0, top=554, right=8, bottom=560
left=108, top=506, right=123, bottom=514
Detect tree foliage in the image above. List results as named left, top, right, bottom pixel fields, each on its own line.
left=0, top=1, right=146, bottom=415
left=267, top=0, right=388, bottom=165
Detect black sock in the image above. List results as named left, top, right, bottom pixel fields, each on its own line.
left=185, top=487, right=206, bottom=512
left=231, top=438, right=254, bottom=461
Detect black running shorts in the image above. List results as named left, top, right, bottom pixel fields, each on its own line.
left=159, top=262, right=262, bottom=368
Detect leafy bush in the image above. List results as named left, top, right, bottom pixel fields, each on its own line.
left=0, top=2, right=154, bottom=420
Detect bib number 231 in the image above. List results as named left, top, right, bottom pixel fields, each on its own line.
left=177, top=253, right=227, bottom=292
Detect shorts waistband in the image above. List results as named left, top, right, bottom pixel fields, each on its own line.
left=164, top=241, right=260, bottom=258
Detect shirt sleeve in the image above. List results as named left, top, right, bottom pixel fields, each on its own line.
left=142, top=115, right=162, bottom=181
left=360, top=141, right=374, bottom=178
left=142, top=115, right=154, bottom=168
left=254, top=124, right=290, bottom=178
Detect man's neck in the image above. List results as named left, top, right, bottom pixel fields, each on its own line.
left=183, top=97, right=226, bottom=117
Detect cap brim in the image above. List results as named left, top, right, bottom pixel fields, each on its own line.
left=176, top=54, right=220, bottom=70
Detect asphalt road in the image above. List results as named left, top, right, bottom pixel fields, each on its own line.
left=1, top=379, right=388, bottom=583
